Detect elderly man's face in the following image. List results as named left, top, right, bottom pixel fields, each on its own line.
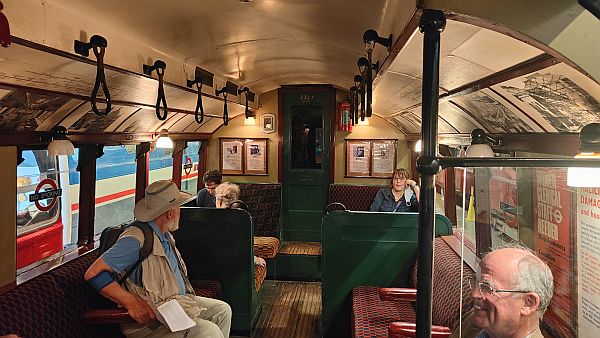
left=471, top=249, right=528, bottom=336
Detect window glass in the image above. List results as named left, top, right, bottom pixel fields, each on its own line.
left=454, top=167, right=476, bottom=245
left=16, top=150, right=60, bottom=235
left=181, top=141, right=200, bottom=195
left=291, top=105, right=322, bottom=169
left=16, top=150, right=62, bottom=269
left=94, top=146, right=137, bottom=235
left=148, top=147, right=174, bottom=183
left=452, top=166, right=592, bottom=338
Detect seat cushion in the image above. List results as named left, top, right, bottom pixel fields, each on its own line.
left=352, top=286, right=416, bottom=338
left=190, top=279, right=222, bottom=299
left=253, top=236, right=280, bottom=259
left=328, top=185, right=384, bottom=211
left=254, top=264, right=267, bottom=292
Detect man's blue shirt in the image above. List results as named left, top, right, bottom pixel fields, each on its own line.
left=101, top=221, right=186, bottom=295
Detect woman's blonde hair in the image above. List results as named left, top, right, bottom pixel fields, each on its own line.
left=390, top=168, right=410, bottom=186
left=215, top=182, right=240, bottom=207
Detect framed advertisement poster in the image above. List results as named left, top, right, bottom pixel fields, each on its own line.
left=345, top=140, right=371, bottom=177
left=244, top=139, right=268, bottom=175
left=371, top=140, right=397, bottom=177
left=220, top=139, right=244, bottom=175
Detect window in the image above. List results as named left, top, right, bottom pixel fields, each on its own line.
left=94, top=146, right=137, bottom=234
left=149, top=147, right=174, bottom=183
left=16, top=150, right=62, bottom=269
left=181, top=141, right=200, bottom=195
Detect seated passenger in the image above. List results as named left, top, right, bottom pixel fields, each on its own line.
left=370, top=168, right=420, bottom=212
left=196, top=169, right=222, bottom=207
left=214, top=182, right=266, bottom=268
left=451, top=245, right=554, bottom=338
left=85, top=180, right=232, bottom=338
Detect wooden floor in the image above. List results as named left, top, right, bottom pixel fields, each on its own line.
left=279, top=242, right=322, bottom=256
left=233, top=280, right=322, bottom=338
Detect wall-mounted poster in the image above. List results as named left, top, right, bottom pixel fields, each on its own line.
left=244, top=139, right=268, bottom=175
left=576, top=186, right=600, bottom=337
left=346, top=140, right=371, bottom=177
left=220, top=139, right=244, bottom=175
left=371, top=140, right=397, bottom=177
left=533, top=169, right=574, bottom=337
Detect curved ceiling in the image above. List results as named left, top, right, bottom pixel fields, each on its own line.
left=1, top=0, right=599, bottom=140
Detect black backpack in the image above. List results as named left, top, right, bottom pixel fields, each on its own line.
left=99, top=220, right=154, bottom=284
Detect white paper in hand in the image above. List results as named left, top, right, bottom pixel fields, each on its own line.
left=156, top=299, right=197, bottom=332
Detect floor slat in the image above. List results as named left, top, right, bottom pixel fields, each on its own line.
left=232, top=280, right=322, bottom=338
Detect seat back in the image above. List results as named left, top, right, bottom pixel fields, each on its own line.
left=175, top=207, right=260, bottom=334
left=322, top=211, right=453, bottom=337
left=327, top=184, right=385, bottom=211
left=409, top=238, right=476, bottom=328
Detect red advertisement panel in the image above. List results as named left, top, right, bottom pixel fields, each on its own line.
left=534, top=168, right=574, bottom=337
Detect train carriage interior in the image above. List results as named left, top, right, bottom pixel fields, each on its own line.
left=1, top=1, right=600, bottom=337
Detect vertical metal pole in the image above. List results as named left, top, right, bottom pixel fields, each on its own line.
left=416, top=9, right=446, bottom=338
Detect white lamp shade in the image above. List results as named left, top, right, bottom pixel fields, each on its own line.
left=415, top=140, right=422, bottom=153
left=567, top=153, right=600, bottom=187
left=47, top=139, right=75, bottom=156
left=357, top=117, right=369, bottom=126
left=244, top=116, right=256, bottom=126
left=155, top=135, right=174, bottom=149
left=465, top=143, right=494, bottom=157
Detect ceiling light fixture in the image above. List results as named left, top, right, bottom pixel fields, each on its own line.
left=155, top=129, right=173, bottom=149
left=47, top=126, right=75, bottom=156
left=465, top=128, right=495, bottom=157
left=567, top=123, right=600, bottom=187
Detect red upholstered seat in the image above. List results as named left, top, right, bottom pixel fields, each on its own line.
left=239, top=183, right=281, bottom=238
left=352, top=238, right=476, bottom=337
left=190, top=279, right=223, bottom=298
left=328, top=185, right=384, bottom=211
left=254, top=264, right=267, bottom=292
left=352, top=286, right=416, bottom=338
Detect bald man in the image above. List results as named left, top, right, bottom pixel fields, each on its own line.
left=452, top=245, right=554, bottom=338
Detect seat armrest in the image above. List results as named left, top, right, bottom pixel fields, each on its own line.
left=83, top=308, right=134, bottom=324
left=379, top=287, right=417, bottom=301
left=389, top=322, right=451, bottom=338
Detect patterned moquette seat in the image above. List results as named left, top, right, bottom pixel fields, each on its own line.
left=352, top=238, right=476, bottom=337
left=254, top=264, right=267, bottom=292
left=239, top=183, right=281, bottom=238
left=254, top=236, right=280, bottom=259
left=328, top=185, right=385, bottom=211
left=352, top=286, right=416, bottom=338
left=190, top=279, right=223, bottom=298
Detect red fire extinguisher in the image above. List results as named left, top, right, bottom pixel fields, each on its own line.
left=339, top=101, right=351, bottom=131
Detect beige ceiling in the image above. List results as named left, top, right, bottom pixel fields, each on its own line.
left=41, top=0, right=417, bottom=95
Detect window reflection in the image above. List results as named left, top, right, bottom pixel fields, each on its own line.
left=291, top=106, right=322, bottom=169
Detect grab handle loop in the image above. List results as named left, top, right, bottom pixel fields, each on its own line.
left=74, top=35, right=111, bottom=116
left=91, top=43, right=111, bottom=116
left=143, top=60, right=168, bottom=121
left=194, top=82, right=205, bottom=124
left=222, top=92, right=229, bottom=126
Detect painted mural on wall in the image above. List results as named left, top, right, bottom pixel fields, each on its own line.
left=451, top=90, right=536, bottom=133
left=494, top=63, right=600, bottom=133
left=0, top=91, right=70, bottom=131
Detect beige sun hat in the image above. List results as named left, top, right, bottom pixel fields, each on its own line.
left=134, top=180, right=193, bottom=222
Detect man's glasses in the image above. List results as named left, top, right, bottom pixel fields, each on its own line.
left=467, top=277, right=530, bottom=296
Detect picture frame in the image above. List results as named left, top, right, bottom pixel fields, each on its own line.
left=244, top=138, right=268, bottom=175
left=220, top=138, right=244, bottom=175
left=345, top=140, right=371, bottom=177
left=260, top=113, right=276, bottom=134
left=371, top=140, right=397, bottom=177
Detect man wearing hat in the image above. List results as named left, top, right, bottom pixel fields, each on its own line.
left=85, top=180, right=232, bottom=338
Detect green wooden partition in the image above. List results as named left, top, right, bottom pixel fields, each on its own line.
left=321, top=211, right=452, bottom=337
left=174, top=207, right=261, bottom=335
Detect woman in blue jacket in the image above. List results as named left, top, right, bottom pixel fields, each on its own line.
left=370, top=168, right=420, bottom=212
